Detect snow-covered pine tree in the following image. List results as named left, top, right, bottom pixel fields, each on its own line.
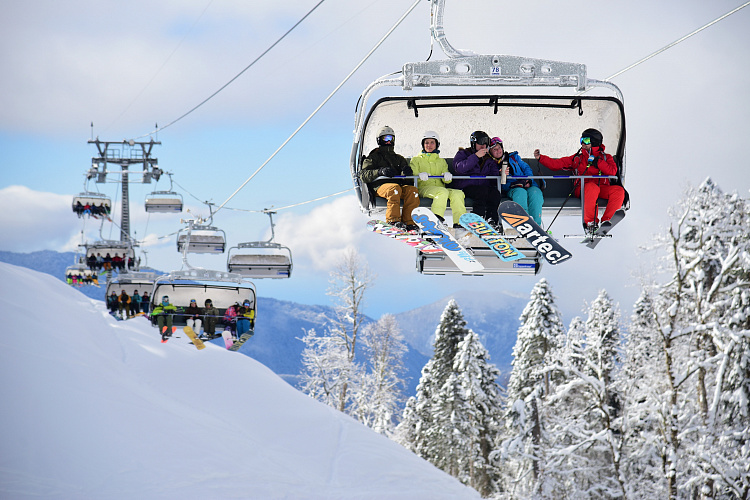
left=499, top=278, right=566, bottom=498
left=620, top=289, right=669, bottom=499
left=542, top=292, right=627, bottom=499
left=394, top=300, right=472, bottom=473
left=351, top=314, right=407, bottom=436
left=649, top=178, right=750, bottom=499
left=442, top=329, right=504, bottom=497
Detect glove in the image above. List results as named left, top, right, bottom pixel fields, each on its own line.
left=443, top=172, right=453, bottom=182
left=379, top=166, right=397, bottom=177
left=418, top=172, right=429, bottom=181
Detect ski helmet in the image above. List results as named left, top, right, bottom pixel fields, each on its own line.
left=376, top=125, right=395, bottom=146
left=581, top=128, right=603, bottom=147
left=421, top=130, right=440, bottom=150
left=489, top=137, right=503, bottom=149
left=470, top=130, right=490, bottom=149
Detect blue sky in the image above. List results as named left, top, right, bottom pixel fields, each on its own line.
left=2, top=0, right=749, bottom=321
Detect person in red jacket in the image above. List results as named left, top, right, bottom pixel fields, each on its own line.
left=534, top=128, right=625, bottom=232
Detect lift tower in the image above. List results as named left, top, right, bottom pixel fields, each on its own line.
left=87, top=138, right=162, bottom=243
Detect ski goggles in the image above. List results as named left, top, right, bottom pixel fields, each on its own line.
left=580, top=137, right=592, bottom=145
left=381, top=134, right=394, bottom=143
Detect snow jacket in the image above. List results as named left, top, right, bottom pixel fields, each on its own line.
left=409, top=152, right=452, bottom=192
left=360, top=146, right=412, bottom=190
left=185, top=305, right=202, bottom=320
left=107, top=293, right=119, bottom=311
left=152, top=302, right=177, bottom=316
left=118, top=292, right=131, bottom=305
left=450, top=147, right=500, bottom=189
left=224, top=305, right=238, bottom=323
left=537, top=145, right=617, bottom=194
left=489, top=151, right=540, bottom=192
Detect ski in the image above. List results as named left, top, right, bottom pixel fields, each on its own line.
left=367, top=220, right=443, bottom=254
left=498, top=201, right=572, bottom=265
left=228, top=332, right=253, bottom=352
left=459, top=213, right=524, bottom=262
left=412, top=207, right=484, bottom=273
left=183, top=326, right=206, bottom=350
left=583, top=209, right=627, bottom=249
left=221, top=328, right=234, bottom=349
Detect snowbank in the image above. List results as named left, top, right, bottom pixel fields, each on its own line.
left=0, top=262, right=479, bottom=499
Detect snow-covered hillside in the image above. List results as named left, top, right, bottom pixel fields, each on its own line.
left=0, top=262, right=479, bottom=499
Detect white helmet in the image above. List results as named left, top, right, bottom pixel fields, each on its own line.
left=377, top=125, right=395, bottom=146
left=422, top=130, right=440, bottom=150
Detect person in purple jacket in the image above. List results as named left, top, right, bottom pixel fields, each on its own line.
left=451, top=131, right=502, bottom=227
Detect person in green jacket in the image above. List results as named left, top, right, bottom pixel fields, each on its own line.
left=409, top=131, right=466, bottom=228
left=152, top=295, right=178, bottom=336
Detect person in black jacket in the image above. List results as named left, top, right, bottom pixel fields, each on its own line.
left=359, top=126, right=420, bottom=230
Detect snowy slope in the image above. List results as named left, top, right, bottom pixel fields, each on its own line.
left=0, top=263, right=479, bottom=500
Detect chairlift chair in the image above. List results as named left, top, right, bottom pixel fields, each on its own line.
left=145, top=191, right=183, bottom=213
left=227, top=241, right=293, bottom=279
left=105, top=271, right=159, bottom=303
left=144, top=174, right=183, bottom=213
left=351, top=0, right=627, bottom=275
left=149, top=269, right=256, bottom=329
left=72, top=192, right=112, bottom=216
left=176, top=226, right=227, bottom=254
left=85, top=240, right=135, bottom=261
left=226, top=210, right=293, bottom=279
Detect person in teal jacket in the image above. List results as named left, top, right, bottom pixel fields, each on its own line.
left=488, top=137, right=544, bottom=226
left=409, top=131, right=466, bottom=228
left=152, top=295, right=178, bottom=336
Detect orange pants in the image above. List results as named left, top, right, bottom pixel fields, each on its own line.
left=576, top=183, right=625, bottom=224
left=376, top=183, right=420, bottom=225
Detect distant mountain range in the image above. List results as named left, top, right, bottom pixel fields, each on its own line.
left=0, top=250, right=521, bottom=395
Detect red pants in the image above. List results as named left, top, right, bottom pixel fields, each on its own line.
left=376, top=183, right=420, bottom=225
left=576, top=183, right=625, bottom=224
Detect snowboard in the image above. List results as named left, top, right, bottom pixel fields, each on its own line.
left=583, top=209, right=626, bottom=249
left=367, top=220, right=443, bottom=254
left=228, top=332, right=253, bottom=352
left=183, top=326, right=206, bottom=350
left=221, top=329, right=234, bottom=349
left=459, top=213, right=524, bottom=262
left=497, top=201, right=572, bottom=265
left=160, top=326, right=178, bottom=343
left=411, top=207, right=484, bottom=273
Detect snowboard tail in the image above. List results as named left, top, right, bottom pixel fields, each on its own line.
left=498, top=201, right=572, bottom=265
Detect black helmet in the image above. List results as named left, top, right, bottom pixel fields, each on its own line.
left=470, top=131, right=490, bottom=149
left=581, top=128, right=603, bottom=147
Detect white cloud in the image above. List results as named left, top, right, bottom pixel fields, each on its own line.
left=0, top=186, right=80, bottom=252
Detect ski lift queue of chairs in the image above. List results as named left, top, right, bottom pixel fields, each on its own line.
left=350, top=2, right=627, bottom=276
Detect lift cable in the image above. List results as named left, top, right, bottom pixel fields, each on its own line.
left=605, top=1, right=750, bottom=82
left=104, top=0, right=216, bottom=135
left=213, top=0, right=422, bottom=217
left=133, top=0, right=327, bottom=139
